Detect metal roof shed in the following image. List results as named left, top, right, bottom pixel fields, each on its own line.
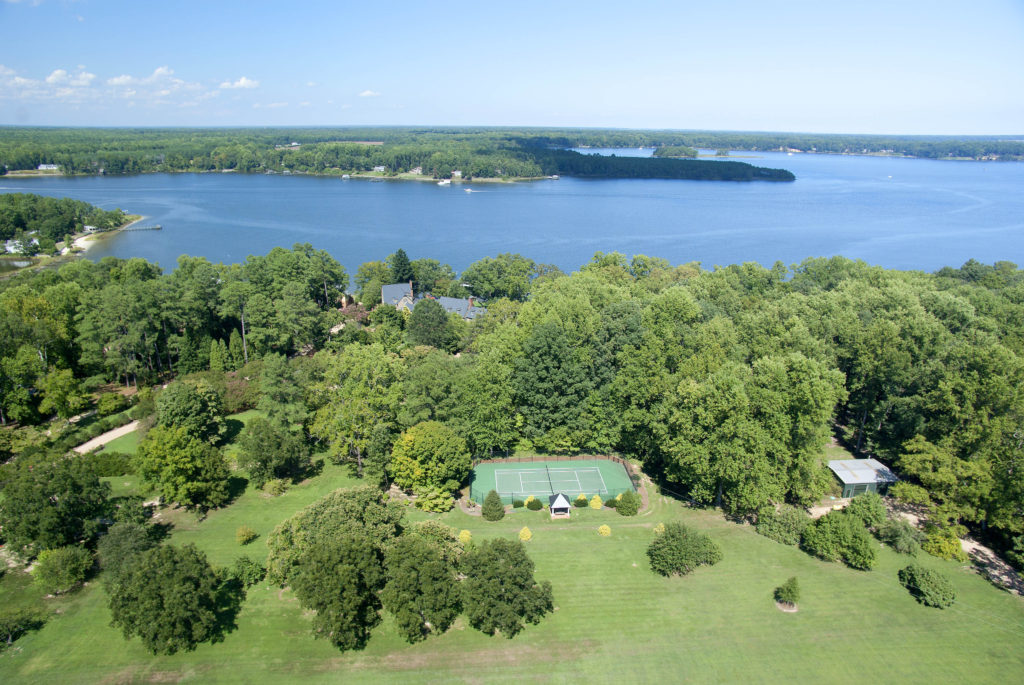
left=828, top=459, right=898, bottom=498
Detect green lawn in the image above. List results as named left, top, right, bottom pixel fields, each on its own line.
left=2, top=467, right=1023, bottom=683
left=100, top=428, right=140, bottom=455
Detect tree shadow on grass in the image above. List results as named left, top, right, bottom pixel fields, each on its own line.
left=226, top=475, right=249, bottom=502
left=221, top=418, right=245, bottom=446
left=209, top=577, right=247, bottom=644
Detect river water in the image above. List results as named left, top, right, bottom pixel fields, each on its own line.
left=2, top=150, right=1022, bottom=275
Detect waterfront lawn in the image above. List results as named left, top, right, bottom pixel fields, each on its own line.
left=2, top=477, right=1023, bottom=683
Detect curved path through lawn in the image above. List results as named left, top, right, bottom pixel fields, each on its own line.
left=73, top=420, right=139, bottom=454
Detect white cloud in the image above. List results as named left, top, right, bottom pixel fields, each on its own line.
left=253, top=101, right=287, bottom=109
left=45, top=69, right=68, bottom=84
left=107, top=74, right=133, bottom=86
left=358, top=89, right=380, bottom=97
left=220, top=76, right=259, bottom=89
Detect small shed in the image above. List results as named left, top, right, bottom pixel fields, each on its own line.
left=828, top=459, right=898, bottom=498
left=549, top=493, right=571, bottom=518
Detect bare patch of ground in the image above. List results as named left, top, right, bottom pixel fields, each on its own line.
left=775, top=601, right=799, bottom=613
left=961, top=538, right=1024, bottom=597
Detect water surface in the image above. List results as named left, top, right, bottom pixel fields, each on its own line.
left=2, top=150, right=1021, bottom=275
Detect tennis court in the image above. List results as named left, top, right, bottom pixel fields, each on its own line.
left=470, top=458, right=635, bottom=504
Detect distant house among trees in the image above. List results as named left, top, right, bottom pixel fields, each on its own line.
left=381, top=282, right=485, bottom=320
left=37, top=164, right=59, bottom=171
left=828, top=459, right=898, bottom=498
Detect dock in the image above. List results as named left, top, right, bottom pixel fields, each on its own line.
left=121, top=224, right=162, bottom=232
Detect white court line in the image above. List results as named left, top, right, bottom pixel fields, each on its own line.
left=595, top=468, right=608, bottom=494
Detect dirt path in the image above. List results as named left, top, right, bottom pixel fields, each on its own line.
left=73, top=420, right=139, bottom=454
left=962, top=538, right=1024, bottom=597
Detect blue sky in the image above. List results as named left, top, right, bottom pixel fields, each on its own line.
left=1, top=0, right=1022, bottom=133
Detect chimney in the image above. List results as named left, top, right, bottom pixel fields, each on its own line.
left=408, top=280, right=413, bottom=297
left=468, top=296, right=474, bottom=308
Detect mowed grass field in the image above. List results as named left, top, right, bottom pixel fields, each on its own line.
left=2, top=443, right=1023, bottom=683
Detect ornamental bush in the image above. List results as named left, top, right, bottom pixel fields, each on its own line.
left=756, top=505, right=810, bottom=546
left=574, top=494, right=588, bottom=508
left=236, top=526, right=258, bottom=545
left=616, top=491, right=641, bottom=517
left=605, top=495, right=618, bottom=509
left=589, top=494, right=603, bottom=510
left=458, top=529, right=473, bottom=546
left=228, top=555, right=266, bottom=588
left=33, top=546, right=92, bottom=595
left=482, top=490, right=505, bottom=521
left=598, top=525, right=611, bottom=537
left=413, top=487, right=455, bottom=513
left=653, top=522, right=666, bottom=535
left=526, top=498, right=543, bottom=511
left=845, top=492, right=887, bottom=529
left=922, top=526, right=968, bottom=562
left=512, top=499, right=525, bottom=508
left=800, top=511, right=876, bottom=570
left=877, top=518, right=924, bottom=556
left=898, top=563, right=956, bottom=608
left=519, top=526, right=533, bottom=542
left=646, top=522, right=721, bottom=576
left=774, top=576, right=800, bottom=606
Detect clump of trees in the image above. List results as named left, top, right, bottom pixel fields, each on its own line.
left=801, top=510, right=876, bottom=570
left=646, top=523, right=722, bottom=576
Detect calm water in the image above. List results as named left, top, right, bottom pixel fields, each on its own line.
left=2, top=150, right=1023, bottom=275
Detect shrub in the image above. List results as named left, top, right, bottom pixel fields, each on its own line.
left=653, top=522, right=666, bottom=535
left=263, top=478, right=289, bottom=496
left=512, top=499, right=525, bottom=509
left=898, top=564, right=956, bottom=608
left=605, top=495, right=618, bottom=509
left=877, top=518, right=924, bottom=556
left=97, top=392, right=130, bottom=417
left=33, top=546, right=92, bottom=595
left=519, top=526, right=532, bottom=542
left=130, top=387, right=156, bottom=421
left=922, top=526, right=968, bottom=561
left=647, top=523, right=721, bottom=576
left=459, top=529, right=472, bottom=546
left=112, top=496, right=151, bottom=525
left=756, top=505, right=810, bottom=545
left=574, top=494, right=589, bottom=508
left=845, top=491, right=887, bottom=529
left=85, top=450, right=134, bottom=477
left=589, top=494, right=603, bottom=510
left=413, top=487, right=455, bottom=513
left=482, top=490, right=505, bottom=521
left=523, top=495, right=535, bottom=506
left=598, top=525, right=611, bottom=537
left=526, top=498, right=543, bottom=511
left=616, top=491, right=641, bottom=517
left=801, top=511, right=876, bottom=570
left=236, top=525, right=258, bottom=545
left=228, top=555, right=266, bottom=588
left=774, top=576, right=800, bottom=606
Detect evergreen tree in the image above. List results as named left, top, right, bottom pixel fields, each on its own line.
left=228, top=329, right=244, bottom=371
left=208, top=339, right=224, bottom=373
left=482, top=490, right=505, bottom=521
left=257, top=353, right=307, bottom=426
left=388, top=248, right=414, bottom=284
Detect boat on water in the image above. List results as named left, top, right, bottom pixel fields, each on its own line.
left=464, top=188, right=474, bottom=193
left=438, top=179, right=451, bottom=186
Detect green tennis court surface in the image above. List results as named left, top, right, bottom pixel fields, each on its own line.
left=470, top=459, right=635, bottom=504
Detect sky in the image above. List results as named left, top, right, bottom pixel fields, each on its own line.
left=1, top=0, right=1022, bottom=134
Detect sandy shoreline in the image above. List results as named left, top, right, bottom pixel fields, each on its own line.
left=69, top=215, right=145, bottom=254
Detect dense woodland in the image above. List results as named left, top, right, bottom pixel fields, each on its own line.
left=1, top=128, right=1018, bottom=183
left=2, top=237, right=1023, bottom=568
left=0, top=193, right=127, bottom=248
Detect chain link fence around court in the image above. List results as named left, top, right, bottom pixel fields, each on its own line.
left=469, top=457, right=637, bottom=505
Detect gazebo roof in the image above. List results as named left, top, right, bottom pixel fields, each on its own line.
left=549, top=493, right=571, bottom=508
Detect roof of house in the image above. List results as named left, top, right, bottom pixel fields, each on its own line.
left=827, top=458, right=898, bottom=485
left=380, top=283, right=486, bottom=319
left=549, top=493, right=571, bottom=508
left=381, top=282, right=413, bottom=306
left=437, top=296, right=484, bottom=320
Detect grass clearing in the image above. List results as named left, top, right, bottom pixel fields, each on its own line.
left=2, top=463, right=1023, bottom=682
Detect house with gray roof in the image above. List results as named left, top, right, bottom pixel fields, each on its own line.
left=380, top=282, right=485, bottom=320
